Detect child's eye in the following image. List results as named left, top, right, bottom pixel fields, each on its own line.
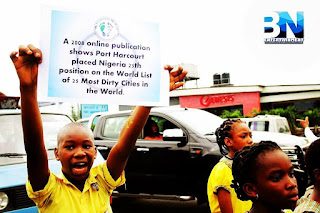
left=83, top=145, right=92, bottom=149
left=65, top=146, right=74, bottom=150
left=289, top=171, right=295, bottom=178
left=270, top=174, right=282, bottom=182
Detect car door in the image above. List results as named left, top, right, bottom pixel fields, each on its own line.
left=94, top=114, right=130, bottom=171
left=124, top=113, right=193, bottom=196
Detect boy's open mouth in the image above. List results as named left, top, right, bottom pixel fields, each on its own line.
left=72, top=162, right=89, bottom=175
left=73, top=162, right=88, bottom=168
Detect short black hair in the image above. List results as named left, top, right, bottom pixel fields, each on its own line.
left=215, top=119, right=244, bottom=156
left=57, top=122, right=93, bottom=146
left=305, top=138, right=320, bottom=183
left=231, top=141, right=281, bottom=201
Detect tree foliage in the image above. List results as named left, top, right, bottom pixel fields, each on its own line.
left=71, top=105, right=80, bottom=121
left=220, top=110, right=243, bottom=118
left=303, top=108, right=320, bottom=127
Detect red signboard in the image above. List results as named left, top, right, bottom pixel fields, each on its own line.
left=200, top=94, right=235, bottom=107
left=179, top=92, right=260, bottom=116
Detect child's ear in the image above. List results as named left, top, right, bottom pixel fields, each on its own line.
left=314, top=169, right=320, bottom=182
left=94, top=146, right=97, bottom=159
left=224, top=137, right=232, bottom=147
left=243, top=183, right=257, bottom=199
left=54, top=147, right=60, bottom=161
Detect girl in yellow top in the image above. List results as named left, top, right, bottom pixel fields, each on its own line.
left=207, top=119, right=253, bottom=213
left=232, top=141, right=299, bottom=213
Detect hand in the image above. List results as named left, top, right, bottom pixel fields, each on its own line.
left=10, top=44, right=42, bottom=88
left=164, top=65, right=188, bottom=91
left=296, top=116, right=309, bottom=129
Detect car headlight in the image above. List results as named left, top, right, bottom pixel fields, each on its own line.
left=0, top=192, right=9, bottom=210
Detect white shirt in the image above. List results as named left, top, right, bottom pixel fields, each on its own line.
left=304, top=127, right=318, bottom=142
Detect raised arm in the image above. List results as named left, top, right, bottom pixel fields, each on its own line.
left=297, top=116, right=309, bottom=129
left=297, top=116, right=318, bottom=142
left=107, top=65, right=187, bottom=180
left=10, top=45, right=49, bottom=191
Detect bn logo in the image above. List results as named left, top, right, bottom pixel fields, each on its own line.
left=264, top=11, right=304, bottom=44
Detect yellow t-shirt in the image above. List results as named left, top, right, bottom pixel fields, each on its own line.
left=26, top=162, right=125, bottom=213
left=207, top=156, right=252, bottom=213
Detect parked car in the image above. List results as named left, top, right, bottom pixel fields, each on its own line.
left=76, top=117, right=90, bottom=126
left=251, top=131, right=309, bottom=149
left=77, top=111, right=106, bottom=131
left=0, top=109, right=105, bottom=212
left=241, top=115, right=291, bottom=134
left=92, top=106, right=309, bottom=204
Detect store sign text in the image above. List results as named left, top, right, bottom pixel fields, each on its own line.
left=200, top=94, right=235, bottom=107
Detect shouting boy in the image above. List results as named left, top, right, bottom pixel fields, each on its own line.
left=10, top=44, right=187, bottom=213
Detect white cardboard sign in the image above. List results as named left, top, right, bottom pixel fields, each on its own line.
left=38, top=6, right=169, bottom=106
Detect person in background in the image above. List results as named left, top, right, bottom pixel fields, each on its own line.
left=232, top=141, right=298, bottom=213
left=297, top=116, right=318, bottom=142
left=293, top=139, right=320, bottom=213
left=207, top=119, right=253, bottom=213
left=10, top=44, right=187, bottom=213
left=144, top=119, right=163, bottom=140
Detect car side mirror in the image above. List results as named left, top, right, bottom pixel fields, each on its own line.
left=163, top=129, right=187, bottom=147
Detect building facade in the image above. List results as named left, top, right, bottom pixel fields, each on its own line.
left=169, top=84, right=320, bottom=116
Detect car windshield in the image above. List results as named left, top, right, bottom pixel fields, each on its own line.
left=165, top=109, right=223, bottom=136
left=0, top=113, right=72, bottom=166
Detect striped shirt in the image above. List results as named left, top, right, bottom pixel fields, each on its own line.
left=294, top=193, right=320, bottom=213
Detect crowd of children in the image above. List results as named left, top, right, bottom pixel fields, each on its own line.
left=9, top=44, right=320, bottom=213
left=207, top=116, right=320, bottom=213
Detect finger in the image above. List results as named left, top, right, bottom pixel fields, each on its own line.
left=174, top=82, right=184, bottom=88
left=27, top=44, right=41, bottom=57
left=164, top=65, right=174, bottom=72
left=27, top=44, right=42, bottom=63
left=9, top=51, right=18, bottom=63
left=170, top=66, right=184, bottom=77
left=173, top=71, right=188, bottom=82
left=170, top=82, right=184, bottom=91
left=18, top=45, right=32, bottom=56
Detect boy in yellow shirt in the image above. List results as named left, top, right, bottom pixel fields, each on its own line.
left=10, top=44, right=187, bottom=213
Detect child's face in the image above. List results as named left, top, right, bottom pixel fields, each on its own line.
left=254, top=149, right=298, bottom=210
left=227, top=122, right=253, bottom=152
left=55, top=126, right=97, bottom=182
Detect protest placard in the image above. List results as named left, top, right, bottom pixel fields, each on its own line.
left=38, top=6, right=169, bottom=106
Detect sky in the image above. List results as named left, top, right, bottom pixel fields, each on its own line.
left=1, top=0, right=320, bottom=96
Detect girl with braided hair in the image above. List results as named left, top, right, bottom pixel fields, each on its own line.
left=207, top=119, right=253, bottom=213
left=232, top=141, right=299, bottom=213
